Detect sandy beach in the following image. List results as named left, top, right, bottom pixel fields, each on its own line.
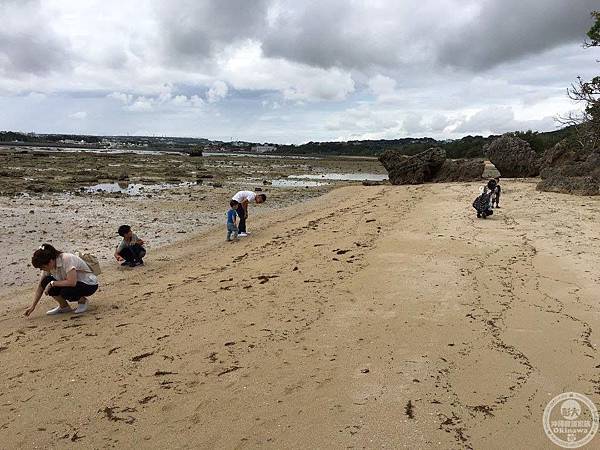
left=0, top=149, right=385, bottom=296
left=1, top=180, right=599, bottom=449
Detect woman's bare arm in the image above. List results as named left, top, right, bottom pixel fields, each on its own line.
left=24, top=276, right=46, bottom=317
left=53, top=268, right=77, bottom=287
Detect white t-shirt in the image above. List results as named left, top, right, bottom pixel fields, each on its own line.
left=232, top=191, right=256, bottom=203
left=43, top=253, right=98, bottom=286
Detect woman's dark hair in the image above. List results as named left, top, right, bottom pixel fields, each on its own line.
left=487, top=179, right=497, bottom=190
left=118, top=224, right=131, bottom=237
left=230, top=200, right=239, bottom=208
left=257, top=193, right=267, bottom=202
left=31, top=244, right=62, bottom=269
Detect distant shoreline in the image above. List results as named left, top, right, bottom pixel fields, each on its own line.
left=0, top=141, right=106, bottom=150
left=0, top=143, right=383, bottom=159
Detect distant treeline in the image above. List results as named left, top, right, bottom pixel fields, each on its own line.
left=1, top=126, right=577, bottom=158
left=0, top=131, right=209, bottom=152
left=275, top=126, right=577, bottom=158
left=0, top=131, right=210, bottom=146
left=0, top=131, right=102, bottom=144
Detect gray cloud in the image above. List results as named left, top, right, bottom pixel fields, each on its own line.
left=2, top=0, right=596, bottom=79
left=0, top=33, right=68, bottom=75
left=437, top=0, right=599, bottom=70
left=156, top=0, right=270, bottom=61
left=0, top=0, right=596, bottom=142
left=454, top=106, right=557, bottom=134
left=0, top=0, right=71, bottom=77
left=261, top=1, right=398, bottom=70
left=260, top=0, right=599, bottom=72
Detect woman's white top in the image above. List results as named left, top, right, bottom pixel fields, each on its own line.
left=43, top=253, right=98, bottom=285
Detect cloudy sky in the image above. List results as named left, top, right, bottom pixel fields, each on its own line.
left=0, top=0, right=598, bottom=143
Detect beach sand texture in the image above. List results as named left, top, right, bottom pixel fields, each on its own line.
left=0, top=181, right=599, bottom=449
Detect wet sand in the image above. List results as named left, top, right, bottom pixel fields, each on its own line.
left=1, top=180, right=599, bottom=449
left=0, top=184, right=321, bottom=296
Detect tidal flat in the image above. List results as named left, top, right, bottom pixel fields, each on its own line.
left=0, top=147, right=387, bottom=294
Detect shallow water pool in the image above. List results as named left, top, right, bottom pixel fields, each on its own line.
left=270, top=179, right=328, bottom=188
left=288, top=173, right=388, bottom=182
left=84, top=181, right=196, bottom=195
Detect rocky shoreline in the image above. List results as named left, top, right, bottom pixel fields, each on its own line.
left=377, top=133, right=599, bottom=196
left=0, top=149, right=386, bottom=294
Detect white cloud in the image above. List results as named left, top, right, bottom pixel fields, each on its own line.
left=26, top=92, right=47, bottom=102
left=325, top=105, right=401, bottom=135
left=428, top=114, right=452, bottom=132
left=206, top=80, right=229, bottom=103
left=368, top=75, right=397, bottom=97
left=127, top=97, right=154, bottom=112
left=218, top=41, right=355, bottom=101
left=69, top=111, right=87, bottom=119
left=108, top=92, right=132, bottom=104
left=172, top=94, right=204, bottom=108
left=107, top=91, right=205, bottom=113
left=452, top=106, right=557, bottom=135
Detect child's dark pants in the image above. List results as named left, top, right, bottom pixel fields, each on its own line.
left=118, top=244, right=146, bottom=264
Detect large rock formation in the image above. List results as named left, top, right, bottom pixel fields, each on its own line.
left=537, top=174, right=600, bottom=196
left=537, top=140, right=600, bottom=196
left=539, top=139, right=581, bottom=169
left=435, top=158, right=486, bottom=183
left=379, top=147, right=444, bottom=184
left=484, top=134, right=541, bottom=177
left=379, top=147, right=484, bottom=185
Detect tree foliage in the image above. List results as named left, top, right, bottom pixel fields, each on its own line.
left=561, top=11, right=600, bottom=149
left=586, top=10, right=600, bottom=46
left=0, top=131, right=102, bottom=144
left=514, top=127, right=577, bottom=154
left=275, top=129, right=576, bottom=158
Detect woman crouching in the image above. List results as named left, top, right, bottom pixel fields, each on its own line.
left=24, top=244, right=98, bottom=316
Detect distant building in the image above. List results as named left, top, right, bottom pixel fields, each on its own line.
left=252, top=145, right=277, bottom=153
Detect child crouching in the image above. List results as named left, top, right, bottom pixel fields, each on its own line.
left=115, top=225, right=146, bottom=267
left=472, top=179, right=497, bottom=219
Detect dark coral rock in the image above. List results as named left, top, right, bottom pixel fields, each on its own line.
left=484, top=134, right=540, bottom=177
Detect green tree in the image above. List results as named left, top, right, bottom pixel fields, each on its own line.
left=562, top=11, right=600, bottom=148
left=585, top=10, right=600, bottom=46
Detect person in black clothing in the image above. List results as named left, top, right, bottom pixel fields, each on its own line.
left=473, top=179, right=497, bottom=219
left=493, top=177, right=501, bottom=208
left=114, top=225, right=146, bottom=267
